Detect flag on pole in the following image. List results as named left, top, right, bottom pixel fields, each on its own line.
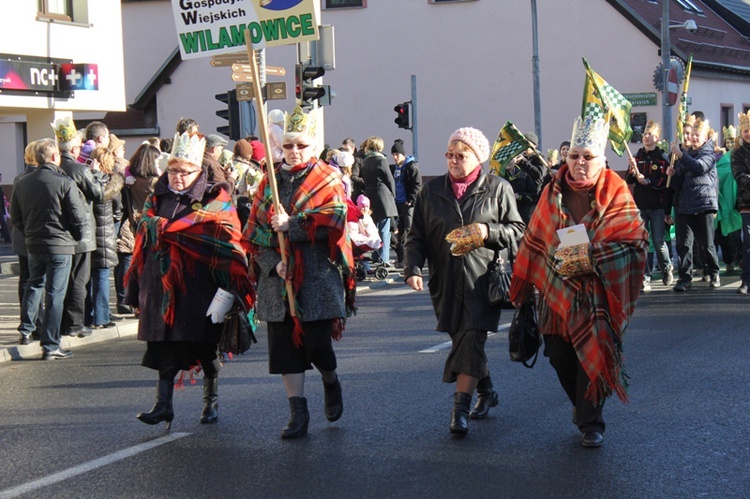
left=488, top=121, right=531, bottom=176
left=581, top=58, right=633, bottom=156
left=676, top=54, right=693, bottom=143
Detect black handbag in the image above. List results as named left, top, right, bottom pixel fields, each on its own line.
left=508, top=301, right=542, bottom=368
left=487, top=251, right=512, bottom=308
left=219, top=293, right=257, bottom=356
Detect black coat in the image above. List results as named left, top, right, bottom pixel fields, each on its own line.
left=124, top=172, right=229, bottom=343
left=362, top=151, right=397, bottom=220
left=404, top=171, right=525, bottom=333
left=731, top=142, right=750, bottom=211
left=10, top=163, right=87, bottom=255
left=58, top=152, right=104, bottom=253
left=91, top=173, right=124, bottom=269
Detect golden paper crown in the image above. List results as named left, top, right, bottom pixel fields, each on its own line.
left=739, top=110, right=750, bottom=130
left=571, top=116, right=609, bottom=155
left=284, top=106, right=316, bottom=138
left=723, top=125, right=737, bottom=139
left=169, top=132, right=205, bottom=167
left=683, top=114, right=697, bottom=128
left=644, top=120, right=661, bottom=137
left=51, top=116, right=78, bottom=143
left=693, top=118, right=710, bottom=136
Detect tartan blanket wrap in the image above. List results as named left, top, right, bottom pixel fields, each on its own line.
left=510, top=165, right=647, bottom=402
left=128, top=188, right=254, bottom=326
left=244, top=159, right=356, bottom=345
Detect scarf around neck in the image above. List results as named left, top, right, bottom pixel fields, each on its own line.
left=449, top=164, right=482, bottom=200
left=510, top=163, right=647, bottom=403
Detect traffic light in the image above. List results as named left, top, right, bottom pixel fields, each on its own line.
left=295, top=63, right=326, bottom=108
left=394, top=102, right=411, bottom=129
left=215, top=90, right=241, bottom=140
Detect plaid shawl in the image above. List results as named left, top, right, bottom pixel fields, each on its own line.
left=128, top=186, right=254, bottom=326
left=510, top=164, right=647, bottom=402
left=244, top=159, right=356, bottom=346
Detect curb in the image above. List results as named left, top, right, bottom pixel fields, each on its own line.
left=0, top=320, right=139, bottom=363
left=0, top=278, right=397, bottom=363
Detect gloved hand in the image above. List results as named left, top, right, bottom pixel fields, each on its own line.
left=445, top=223, right=485, bottom=256
left=553, top=243, right=594, bottom=278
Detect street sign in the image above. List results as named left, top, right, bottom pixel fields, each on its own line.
left=233, top=82, right=286, bottom=101
left=231, top=72, right=254, bottom=83
left=231, top=64, right=286, bottom=76
left=667, top=67, right=678, bottom=106
left=236, top=84, right=253, bottom=102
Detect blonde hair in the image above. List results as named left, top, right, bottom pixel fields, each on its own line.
left=90, top=147, right=116, bottom=174
left=24, top=140, right=39, bottom=166
left=363, top=136, right=384, bottom=152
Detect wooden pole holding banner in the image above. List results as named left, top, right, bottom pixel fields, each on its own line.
left=243, top=29, right=296, bottom=318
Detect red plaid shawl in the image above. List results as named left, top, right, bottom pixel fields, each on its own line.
left=510, top=165, right=647, bottom=402
left=128, top=187, right=254, bottom=326
left=244, top=159, right=356, bottom=346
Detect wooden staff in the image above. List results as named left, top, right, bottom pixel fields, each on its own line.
left=243, top=30, right=296, bottom=317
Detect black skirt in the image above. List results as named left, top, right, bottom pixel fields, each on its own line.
left=267, top=316, right=337, bottom=374
left=142, top=341, right=220, bottom=376
left=442, top=328, right=489, bottom=383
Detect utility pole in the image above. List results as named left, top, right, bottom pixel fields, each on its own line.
left=531, top=0, right=542, bottom=149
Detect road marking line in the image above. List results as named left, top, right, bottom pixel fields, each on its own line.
left=419, top=324, right=510, bottom=353
left=0, top=432, right=191, bottom=499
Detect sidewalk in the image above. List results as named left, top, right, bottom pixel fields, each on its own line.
left=0, top=241, right=396, bottom=363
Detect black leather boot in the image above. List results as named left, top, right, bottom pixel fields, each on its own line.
left=449, top=392, right=472, bottom=436
left=200, top=376, right=219, bottom=424
left=281, top=397, right=309, bottom=439
left=137, top=375, right=175, bottom=430
left=470, top=376, right=499, bottom=420
left=323, top=375, right=343, bottom=422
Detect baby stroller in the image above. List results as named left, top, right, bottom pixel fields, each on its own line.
left=353, top=243, right=389, bottom=281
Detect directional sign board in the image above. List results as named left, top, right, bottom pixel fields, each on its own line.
left=171, top=0, right=319, bottom=60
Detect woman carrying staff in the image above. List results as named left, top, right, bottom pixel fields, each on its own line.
left=245, top=107, right=356, bottom=439
left=126, top=131, right=253, bottom=429
left=510, top=116, right=648, bottom=448
left=404, top=127, right=524, bottom=436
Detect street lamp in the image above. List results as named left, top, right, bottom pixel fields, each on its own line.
left=661, top=0, right=697, bottom=144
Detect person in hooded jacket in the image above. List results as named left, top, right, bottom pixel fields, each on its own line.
left=86, top=147, right=123, bottom=329
left=667, top=117, right=720, bottom=291
left=390, top=139, right=422, bottom=267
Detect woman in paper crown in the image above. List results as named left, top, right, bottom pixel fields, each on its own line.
left=125, top=131, right=254, bottom=430
left=244, top=106, right=356, bottom=439
left=510, top=116, right=647, bottom=448
left=404, top=127, right=525, bottom=436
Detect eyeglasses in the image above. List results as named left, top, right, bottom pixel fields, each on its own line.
left=167, top=169, right=200, bottom=177
left=568, top=153, right=598, bottom=162
left=282, top=143, right=311, bottom=150
left=445, top=152, right=471, bottom=161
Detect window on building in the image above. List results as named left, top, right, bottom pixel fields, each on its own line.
left=674, top=0, right=705, bottom=16
left=721, top=104, right=733, bottom=143
left=324, top=0, right=366, bottom=9
left=429, top=0, right=479, bottom=3
left=37, top=0, right=88, bottom=24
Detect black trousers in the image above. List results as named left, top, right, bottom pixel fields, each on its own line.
left=61, top=251, right=91, bottom=333
left=395, top=202, right=414, bottom=264
left=543, top=334, right=605, bottom=433
left=675, top=211, right=720, bottom=282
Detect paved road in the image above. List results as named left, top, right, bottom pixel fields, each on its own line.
left=0, top=278, right=748, bottom=498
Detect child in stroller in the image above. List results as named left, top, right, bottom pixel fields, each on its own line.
left=348, top=195, right=388, bottom=281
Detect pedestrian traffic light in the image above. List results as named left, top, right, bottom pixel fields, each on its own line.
left=215, top=90, right=241, bottom=140
left=295, top=63, right=327, bottom=108
left=394, top=102, right=411, bottom=129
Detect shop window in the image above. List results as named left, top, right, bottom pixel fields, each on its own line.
left=38, top=0, right=88, bottom=24
left=324, top=0, right=366, bottom=9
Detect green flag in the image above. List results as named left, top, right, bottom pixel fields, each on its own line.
left=581, top=58, right=633, bottom=156
left=489, top=121, right=531, bottom=176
